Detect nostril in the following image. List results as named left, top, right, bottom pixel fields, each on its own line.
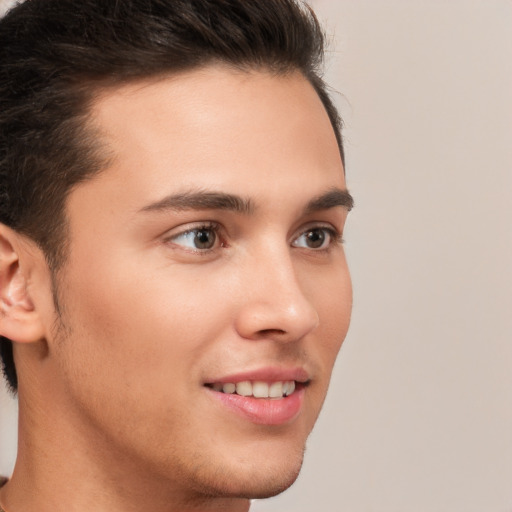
left=258, top=328, right=286, bottom=337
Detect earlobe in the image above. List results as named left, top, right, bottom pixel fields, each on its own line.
left=0, top=225, right=45, bottom=344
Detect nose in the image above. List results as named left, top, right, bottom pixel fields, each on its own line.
left=234, top=248, right=320, bottom=343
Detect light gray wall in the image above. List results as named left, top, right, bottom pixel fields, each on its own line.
left=0, top=391, right=16, bottom=476
left=1, top=1, right=511, bottom=511
left=254, top=1, right=512, bottom=511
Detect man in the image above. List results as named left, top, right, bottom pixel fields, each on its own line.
left=0, top=0, right=353, bottom=510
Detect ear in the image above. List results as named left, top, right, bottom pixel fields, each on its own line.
left=0, top=224, right=45, bottom=344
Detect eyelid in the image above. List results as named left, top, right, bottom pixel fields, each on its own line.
left=293, top=221, right=342, bottom=239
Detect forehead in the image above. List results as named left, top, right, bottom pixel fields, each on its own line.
left=77, top=66, right=345, bottom=216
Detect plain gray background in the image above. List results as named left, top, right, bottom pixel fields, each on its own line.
left=1, top=1, right=512, bottom=511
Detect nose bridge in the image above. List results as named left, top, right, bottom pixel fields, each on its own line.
left=234, top=242, right=319, bottom=341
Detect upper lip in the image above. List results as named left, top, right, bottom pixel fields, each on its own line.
left=204, top=366, right=310, bottom=385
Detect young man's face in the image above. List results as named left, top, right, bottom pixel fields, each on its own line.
left=46, top=67, right=352, bottom=500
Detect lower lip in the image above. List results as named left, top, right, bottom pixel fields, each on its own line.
left=208, top=387, right=305, bottom=425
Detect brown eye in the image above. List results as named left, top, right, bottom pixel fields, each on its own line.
left=304, top=229, right=326, bottom=248
left=169, top=224, right=220, bottom=251
left=292, top=227, right=334, bottom=250
left=193, top=228, right=216, bottom=249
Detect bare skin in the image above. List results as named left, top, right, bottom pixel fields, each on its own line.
left=0, top=66, right=352, bottom=512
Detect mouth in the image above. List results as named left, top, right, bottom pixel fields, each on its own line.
left=205, top=380, right=301, bottom=399
left=204, top=369, right=310, bottom=425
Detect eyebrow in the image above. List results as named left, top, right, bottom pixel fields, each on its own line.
left=139, top=187, right=354, bottom=215
left=140, top=190, right=254, bottom=214
left=304, top=188, right=354, bottom=213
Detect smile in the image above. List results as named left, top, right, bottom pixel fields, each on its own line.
left=207, top=380, right=297, bottom=399
left=204, top=370, right=310, bottom=425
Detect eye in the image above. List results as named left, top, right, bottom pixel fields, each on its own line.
left=292, top=227, right=338, bottom=250
left=167, top=224, right=220, bottom=251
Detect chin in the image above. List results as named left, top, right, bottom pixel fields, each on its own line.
left=237, top=466, right=303, bottom=499
left=193, top=446, right=306, bottom=500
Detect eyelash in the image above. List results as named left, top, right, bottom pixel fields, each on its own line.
left=164, top=222, right=343, bottom=254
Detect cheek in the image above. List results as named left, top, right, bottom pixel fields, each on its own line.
left=300, top=271, right=351, bottom=431
left=52, top=262, right=235, bottom=451
left=56, top=257, right=227, bottom=390
left=312, top=263, right=352, bottom=367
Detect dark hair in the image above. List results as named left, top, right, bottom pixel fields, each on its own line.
left=0, top=0, right=344, bottom=392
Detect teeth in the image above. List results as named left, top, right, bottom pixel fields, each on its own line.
left=253, top=382, right=269, bottom=398
left=269, top=382, right=283, bottom=398
left=235, top=381, right=252, bottom=396
left=222, top=383, right=236, bottom=394
left=213, top=380, right=296, bottom=398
